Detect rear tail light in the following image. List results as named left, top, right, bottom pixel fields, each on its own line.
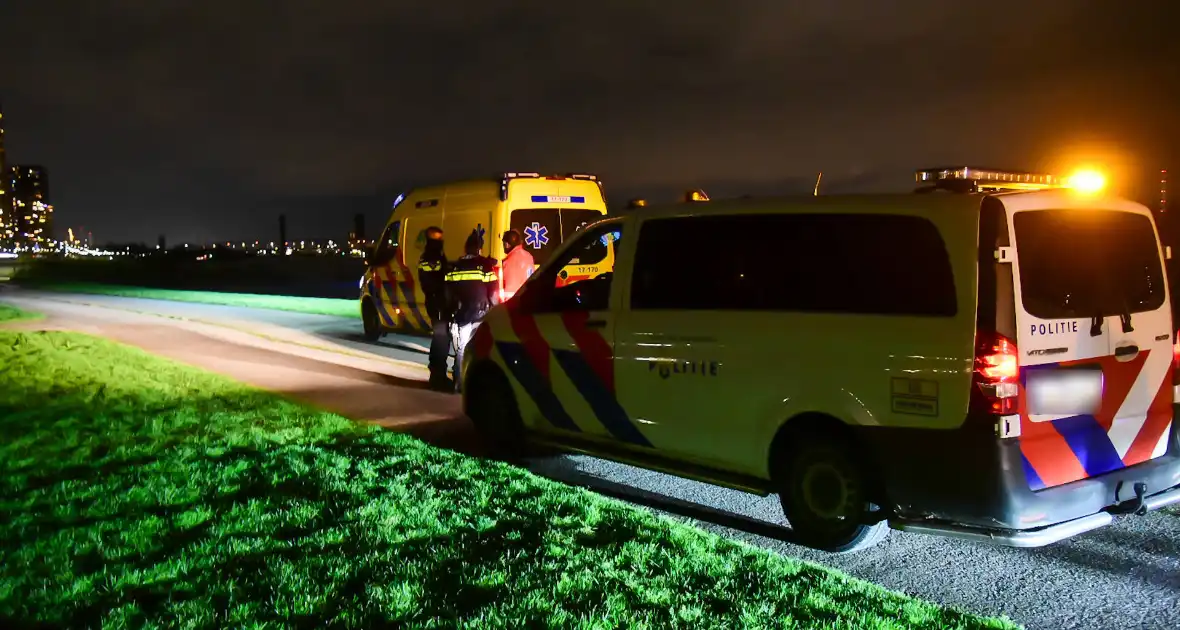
left=1172, top=331, right=1180, bottom=385
left=974, top=331, right=1020, bottom=415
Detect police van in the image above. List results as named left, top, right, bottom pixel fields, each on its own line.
left=360, top=172, right=610, bottom=339
left=459, top=167, right=1180, bottom=552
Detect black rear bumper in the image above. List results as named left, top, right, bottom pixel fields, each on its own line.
left=857, top=405, right=1180, bottom=535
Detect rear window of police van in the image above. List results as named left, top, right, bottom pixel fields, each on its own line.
left=631, top=213, right=957, bottom=315
left=1013, top=209, right=1165, bottom=320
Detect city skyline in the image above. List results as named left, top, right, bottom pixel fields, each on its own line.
left=0, top=104, right=8, bottom=241
left=0, top=104, right=55, bottom=246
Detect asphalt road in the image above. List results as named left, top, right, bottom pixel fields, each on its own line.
left=3, top=286, right=1178, bottom=629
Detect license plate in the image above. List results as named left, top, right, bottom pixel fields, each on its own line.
left=1026, top=368, right=1103, bottom=415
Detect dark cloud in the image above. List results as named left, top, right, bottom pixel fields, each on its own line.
left=1, top=0, right=1176, bottom=243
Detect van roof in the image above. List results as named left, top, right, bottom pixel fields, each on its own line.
left=398, top=172, right=604, bottom=205
left=619, top=189, right=1153, bottom=221
left=619, top=193, right=986, bottom=220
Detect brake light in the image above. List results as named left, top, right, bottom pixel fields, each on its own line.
left=1172, top=331, right=1180, bottom=385
left=974, top=331, right=1020, bottom=415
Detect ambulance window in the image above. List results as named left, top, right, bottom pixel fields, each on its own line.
left=631, top=213, right=957, bottom=315
left=510, top=209, right=561, bottom=265
left=1013, top=210, right=1165, bottom=319
left=511, top=208, right=609, bottom=267
left=561, top=210, right=609, bottom=265
left=378, top=221, right=400, bottom=251
left=371, top=221, right=400, bottom=265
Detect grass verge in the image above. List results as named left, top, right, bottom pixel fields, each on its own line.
left=0, top=331, right=1018, bottom=629
left=0, top=302, right=40, bottom=324
left=30, top=282, right=359, bottom=318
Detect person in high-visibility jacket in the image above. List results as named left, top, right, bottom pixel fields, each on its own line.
left=417, top=226, right=451, bottom=391
left=444, top=232, right=499, bottom=393
left=499, top=229, right=535, bottom=300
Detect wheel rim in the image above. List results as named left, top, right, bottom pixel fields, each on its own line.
left=800, top=461, right=857, bottom=521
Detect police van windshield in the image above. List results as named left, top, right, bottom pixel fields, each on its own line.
left=510, top=208, right=607, bottom=266
left=1014, top=209, right=1165, bottom=320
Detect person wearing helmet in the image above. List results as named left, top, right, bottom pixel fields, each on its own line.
left=500, top=229, right=535, bottom=299
left=443, top=231, right=499, bottom=393
left=417, top=226, right=452, bottom=391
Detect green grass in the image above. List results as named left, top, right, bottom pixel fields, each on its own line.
left=0, top=302, right=40, bottom=324
left=0, top=331, right=1018, bottom=629
left=32, top=282, right=360, bottom=318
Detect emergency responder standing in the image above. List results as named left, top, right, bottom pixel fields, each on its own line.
left=417, top=226, right=451, bottom=391
left=500, top=229, right=535, bottom=299
left=444, top=231, right=499, bottom=393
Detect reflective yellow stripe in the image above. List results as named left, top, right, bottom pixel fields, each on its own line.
left=445, top=270, right=487, bottom=282
left=481, top=272, right=498, bottom=283
left=418, top=261, right=441, bottom=271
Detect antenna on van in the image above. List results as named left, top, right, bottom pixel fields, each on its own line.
left=814, top=172, right=823, bottom=196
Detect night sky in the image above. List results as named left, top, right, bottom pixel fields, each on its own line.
left=1, top=1, right=1176, bottom=245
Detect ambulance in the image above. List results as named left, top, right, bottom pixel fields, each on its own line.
left=459, top=166, right=1180, bottom=552
left=360, top=172, right=610, bottom=339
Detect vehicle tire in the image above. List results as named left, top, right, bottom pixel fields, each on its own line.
left=464, top=364, right=528, bottom=459
left=773, top=432, right=889, bottom=553
left=361, top=299, right=383, bottom=342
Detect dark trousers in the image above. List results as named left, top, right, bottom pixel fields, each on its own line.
left=428, top=319, right=452, bottom=388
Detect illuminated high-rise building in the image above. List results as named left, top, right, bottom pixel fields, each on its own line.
left=0, top=103, right=10, bottom=242
left=10, top=165, right=53, bottom=247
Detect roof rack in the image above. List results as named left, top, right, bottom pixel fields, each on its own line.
left=915, top=167, right=1063, bottom=194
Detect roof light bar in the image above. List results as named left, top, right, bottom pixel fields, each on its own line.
left=915, top=167, right=1064, bottom=193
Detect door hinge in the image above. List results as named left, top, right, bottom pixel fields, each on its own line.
left=994, top=247, right=1014, bottom=264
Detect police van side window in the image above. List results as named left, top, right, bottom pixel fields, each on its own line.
left=630, top=213, right=957, bottom=315
left=522, top=223, right=623, bottom=313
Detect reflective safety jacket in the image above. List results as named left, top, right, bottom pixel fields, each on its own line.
left=417, top=254, right=449, bottom=323
left=501, top=246, right=535, bottom=298
left=444, top=254, right=499, bottom=325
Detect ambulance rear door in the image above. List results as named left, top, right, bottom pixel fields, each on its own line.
left=1005, top=192, right=1173, bottom=490
left=503, top=175, right=611, bottom=285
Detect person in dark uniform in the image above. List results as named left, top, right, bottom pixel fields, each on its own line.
left=444, top=231, right=499, bottom=393
left=417, top=226, right=451, bottom=391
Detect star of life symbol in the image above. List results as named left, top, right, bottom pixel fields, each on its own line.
left=472, top=224, right=486, bottom=244
left=524, top=222, right=549, bottom=249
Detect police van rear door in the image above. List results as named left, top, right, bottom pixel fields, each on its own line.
left=1006, top=192, right=1173, bottom=490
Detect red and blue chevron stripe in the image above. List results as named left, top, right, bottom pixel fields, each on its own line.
left=1018, top=351, right=1173, bottom=490
left=476, top=304, right=652, bottom=447
left=368, top=260, right=431, bottom=331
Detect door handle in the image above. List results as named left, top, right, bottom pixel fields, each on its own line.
left=585, top=319, right=607, bottom=329
left=1114, top=344, right=1139, bottom=358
